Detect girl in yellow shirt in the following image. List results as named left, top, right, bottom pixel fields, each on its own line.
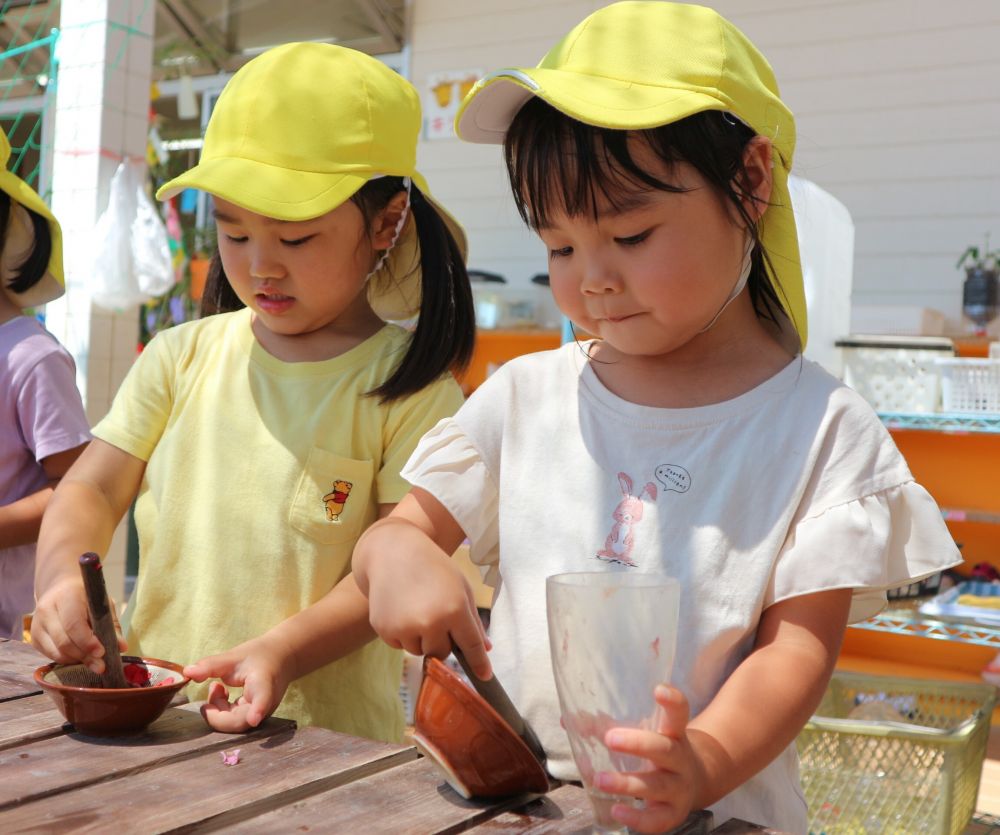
left=30, top=43, right=473, bottom=742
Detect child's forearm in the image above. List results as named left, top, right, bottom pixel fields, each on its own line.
left=35, top=478, right=122, bottom=593
left=34, top=440, right=143, bottom=597
left=263, top=573, right=376, bottom=682
left=685, top=643, right=830, bottom=806
left=353, top=489, right=468, bottom=597
left=0, top=485, right=54, bottom=549
left=352, top=490, right=489, bottom=674
left=684, top=589, right=852, bottom=809
left=353, top=514, right=455, bottom=596
left=2, top=443, right=89, bottom=550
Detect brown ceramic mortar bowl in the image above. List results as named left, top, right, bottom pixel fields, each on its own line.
left=411, top=656, right=549, bottom=799
left=34, top=655, right=189, bottom=736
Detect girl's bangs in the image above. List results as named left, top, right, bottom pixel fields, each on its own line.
left=504, top=99, right=686, bottom=230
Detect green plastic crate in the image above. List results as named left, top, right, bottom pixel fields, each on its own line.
left=797, top=672, right=996, bottom=834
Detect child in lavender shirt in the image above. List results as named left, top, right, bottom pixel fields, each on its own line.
left=0, top=131, right=90, bottom=639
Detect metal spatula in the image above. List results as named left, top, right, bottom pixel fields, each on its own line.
left=451, top=643, right=546, bottom=766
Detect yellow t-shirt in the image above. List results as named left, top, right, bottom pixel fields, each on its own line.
left=94, top=308, right=464, bottom=742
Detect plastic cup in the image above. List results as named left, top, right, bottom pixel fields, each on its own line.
left=546, top=572, right=680, bottom=833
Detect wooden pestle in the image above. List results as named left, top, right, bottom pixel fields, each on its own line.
left=79, top=552, right=129, bottom=689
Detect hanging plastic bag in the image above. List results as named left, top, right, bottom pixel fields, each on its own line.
left=131, top=173, right=174, bottom=299
left=89, top=161, right=142, bottom=309
left=89, top=160, right=175, bottom=309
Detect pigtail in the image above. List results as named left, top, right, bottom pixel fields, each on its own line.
left=371, top=184, right=474, bottom=402
left=0, top=191, right=53, bottom=294
left=198, top=249, right=244, bottom=317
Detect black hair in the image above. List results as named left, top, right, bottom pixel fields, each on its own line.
left=0, top=191, right=53, bottom=294
left=199, top=177, right=474, bottom=402
left=503, top=97, right=787, bottom=331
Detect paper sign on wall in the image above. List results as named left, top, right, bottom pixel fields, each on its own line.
left=424, top=69, right=483, bottom=140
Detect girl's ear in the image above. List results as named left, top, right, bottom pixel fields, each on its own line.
left=738, top=136, right=773, bottom=222
left=370, top=190, right=409, bottom=249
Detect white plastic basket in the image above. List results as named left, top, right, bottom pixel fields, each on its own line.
left=837, top=336, right=954, bottom=413
left=937, top=358, right=1000, bottom=413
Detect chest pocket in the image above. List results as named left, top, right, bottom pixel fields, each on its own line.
left=289, top=447, right=374, bottom=545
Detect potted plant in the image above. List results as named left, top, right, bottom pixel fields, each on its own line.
left=957, top=235, right=999, bottom=334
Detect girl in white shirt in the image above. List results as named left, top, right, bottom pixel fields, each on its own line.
left=353, top=3, right=960, bottom=831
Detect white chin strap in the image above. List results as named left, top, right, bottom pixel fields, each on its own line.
left=698, top=236, right=754, bottom=334
left=365, top=175, right=412, bottom=282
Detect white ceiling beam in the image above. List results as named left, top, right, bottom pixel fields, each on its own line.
left=354, top=0, right=403, bottom=53
left=156, top=0, right=230, bottom=74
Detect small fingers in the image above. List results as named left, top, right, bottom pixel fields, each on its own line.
left=241, top=676, right=276, bottom=729
left=591, top=769, right=689, bottom=834
left=448, top=604, right=492, bottom=680
left=56, top=599, right=105, bottom=670
left=200, top=683, right=254, bottom=734
left=608, top=800, right=688, bottom=835
left=604, top=727, right=676, bottom=764
left=595, top=766, right=672, bottom=799
left=33, top=604, right=102, bottom=671
left=653, top=685, right=690, bottom=738
left=186, top=652, right=246, bottom=688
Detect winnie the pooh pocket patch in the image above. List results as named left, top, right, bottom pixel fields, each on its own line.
left=322, top=480, right=353, bottom=522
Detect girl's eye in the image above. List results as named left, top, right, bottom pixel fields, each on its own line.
left=615, top=230, right=651, bottom=247
left=224, top=234, right=247, bottom=244
left=282, top=235, right=315, bottom=247
left=549, top=246, right=573, bottom=259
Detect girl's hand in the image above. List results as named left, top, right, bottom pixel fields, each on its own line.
left=184, top=637, right=293, bottom=733
left=593, top=685, right=705, bottom=834
left=366, top=539, right=492, bottom=678
left=31, top=576, right=127, bottom=674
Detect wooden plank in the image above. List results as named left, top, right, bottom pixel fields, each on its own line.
left=0, top=726, right=417, bottom=833
left=0, top=707, right=291, bottom=811
left=711, top=820, right=792, bottom=835
left=0, top=673, right=40, bottom=702
left=463, top=783, right=596, bottom=833
left=220, top=755, right=535, bottom=834
left=0, top=695, right=67, bottom=750
left=0, top=640, right=48, bottom=684
left=468, top=796, right=773, bottom=835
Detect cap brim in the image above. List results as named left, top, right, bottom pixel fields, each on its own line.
left=160, top=158, right=467, bottom=323
left=0, top=169, right=65, bottom=306
left=456, top=68, right=726, bottom=144
left=157, top=156, right=371, bottom=222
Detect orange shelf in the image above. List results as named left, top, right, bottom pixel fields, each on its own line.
left=953, top=336, right=995, bottom=358
left=844, top=411, right=1000, bottom=679
left=456, top=329, right=562, bottom=394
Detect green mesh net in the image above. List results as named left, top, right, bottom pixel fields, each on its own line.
left=0, top=0, right=60, bottom=194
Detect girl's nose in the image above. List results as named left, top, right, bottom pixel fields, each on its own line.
left=249, top=247, right=285, bottom=280
left=580, top=261, right=622, bottom=295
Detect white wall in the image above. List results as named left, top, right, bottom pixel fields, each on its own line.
left=410, top=0, right=1000, bottom=333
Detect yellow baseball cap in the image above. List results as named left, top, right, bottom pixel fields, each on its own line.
left=0, top=129, right=64, bottom=308
left=455, top=1, right=806, bottom=347
left=157, top=42, right=466, bottom=321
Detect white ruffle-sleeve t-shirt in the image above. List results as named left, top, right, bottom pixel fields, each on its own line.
left=402, top=344, right=960, bottom=833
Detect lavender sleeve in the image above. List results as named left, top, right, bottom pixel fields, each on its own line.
left=17, top=349, right=92, bottom=462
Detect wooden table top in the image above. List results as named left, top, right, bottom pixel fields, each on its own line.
left=0, top=640, right=782, bottom=833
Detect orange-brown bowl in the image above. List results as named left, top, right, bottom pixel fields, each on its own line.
left=34, top=656, right=189, bottom=736
left=411, top=657, right=549, bottom=799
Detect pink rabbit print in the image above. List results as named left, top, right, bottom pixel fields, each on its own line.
left=596, top=472, right=657, bottom=567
